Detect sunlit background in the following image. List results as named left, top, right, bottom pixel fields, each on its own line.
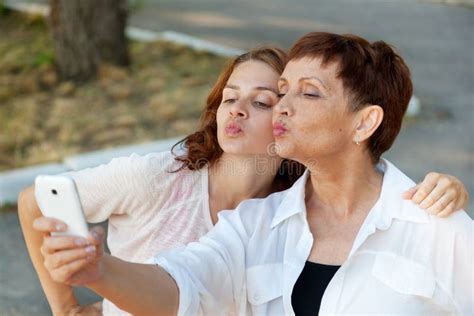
left=0, top=0, right=472, bottom=314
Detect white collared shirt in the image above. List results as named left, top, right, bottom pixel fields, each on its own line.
left=152, top=159, right=473, bottom=315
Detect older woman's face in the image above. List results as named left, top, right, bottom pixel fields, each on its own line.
left=273, top=57, right=358, bottom=164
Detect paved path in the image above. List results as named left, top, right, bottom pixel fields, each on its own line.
left=130, top=0, right=474, bottom=204
left=1, top=1, right=472, bottom=314
left=0, top=212, right=100, bottom=315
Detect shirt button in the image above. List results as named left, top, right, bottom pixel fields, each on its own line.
left=253, top=293, right=260, bottom=301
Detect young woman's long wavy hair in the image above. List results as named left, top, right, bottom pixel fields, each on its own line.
left=171, top=47, right=305, bottom=190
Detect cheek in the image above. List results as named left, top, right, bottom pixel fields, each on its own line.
left=215, top=106, right=229, bottom=150
left=299, top=106, right=342, bottom=135
left=215, top=106, right=226, bottom=131
left=246, top=111, right=275, bottom=153
left=298, top=111, right=354, bottom=153
left=255, top=111, right=275, bottom=139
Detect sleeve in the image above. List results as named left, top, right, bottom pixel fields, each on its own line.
left=434, top=212, right=473, bottom=315
left=451, top=217, right=473, bottom=314
left=151, top=209, right=249, bottom=316
left=62, top=152, right=170, bottom=223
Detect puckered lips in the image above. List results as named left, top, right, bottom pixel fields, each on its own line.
left=225, top=121, right=243, bottom=136
left=273, top=122, right=288, bottom=137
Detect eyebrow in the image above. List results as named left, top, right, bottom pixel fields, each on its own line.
left=224, top=84, right=240, bottom=90
left=224, top=84, right=278, bottom=95
left=299, top=76, right=328, bottom=90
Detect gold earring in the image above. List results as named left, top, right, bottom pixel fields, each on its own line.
left=355, top=139, right=360, bottom=146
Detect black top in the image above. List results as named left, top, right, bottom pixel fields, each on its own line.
left=291, top=261, right=341, bottom=315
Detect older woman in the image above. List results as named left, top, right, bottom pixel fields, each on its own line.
left=35, top=32, right=472, bottom=315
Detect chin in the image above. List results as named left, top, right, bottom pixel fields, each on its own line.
left=221, top=143, right=269, bottom=157
left=219, top=141, right=247, bottom=155
left=275, top=139, right=294, bottom=159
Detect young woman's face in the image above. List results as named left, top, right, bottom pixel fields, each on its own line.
left=216, top=60, right=280, bottom=156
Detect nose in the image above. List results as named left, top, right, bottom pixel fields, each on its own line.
left=273, top=96, right=290, bottom=117
left=229, top=100, right=248, bottom=119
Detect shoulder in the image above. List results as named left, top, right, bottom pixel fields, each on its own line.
left=427, top=209, right=472, bottom=238
left=95, top=151, right=186, bottom=195
left=105, top=150, right=185, bottom=179
left=378, top=160, right=472, bottom=261
left=389, top=179, right=472, bottom=275
left=400, top=197, right=472, bottom=236
left=64, top=151, right=177, bottom=187
left=384, top=159, right=472, bottom=235
left=123, top=150, right=177, bottom=170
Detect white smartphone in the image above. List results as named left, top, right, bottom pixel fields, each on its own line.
left=34, top=175, right=89, bottom=238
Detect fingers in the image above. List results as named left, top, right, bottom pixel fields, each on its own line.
left=44, top=246, right=96, bottom=270
left=41, top=235, right=90, bottom=255
left=412, top=173, right=439, bottom=205
left=402, top=185, right=418, bottom=200
left=426, top=192, right=455, bottom=215
left=413, top=172, right=468, bottom=217
left=455, top=185, right=469, bottom=210
left=436, top=201, right=456, bottom=218
left=435, top=190, right=467, bottom=217
left=460, top=191, right=468, bottom=210
left=49, top=257, right=92, bottom=284
left=419, top=182, right=455, bottom=210
left=40, top=226, right=103, bottom=261
left=39, top=225, right=105, bottom=286
left=415, top=173, right=456, bottom=209
left=88, top=226, right=105, bottom=246
left=33, top=217, right=67, bottom=233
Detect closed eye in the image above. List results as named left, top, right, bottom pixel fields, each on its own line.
left=303, top=93, right=320, bottom=98
left=253, top=101, right=271, bottom=108
left=223, top=99, right=236, bottom=104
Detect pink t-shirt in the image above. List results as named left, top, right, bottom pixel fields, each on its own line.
left=66, top=151, right=213, bottom=315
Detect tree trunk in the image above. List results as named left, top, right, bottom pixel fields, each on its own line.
left=49, top=0, right=130, bottom=81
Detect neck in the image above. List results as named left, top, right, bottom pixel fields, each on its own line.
left=208, top=153, right=281, bottom=210
left=304, top=152, right=383, bottom=219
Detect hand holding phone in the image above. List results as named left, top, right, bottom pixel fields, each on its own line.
left=34, top=175, right=88, bottom=238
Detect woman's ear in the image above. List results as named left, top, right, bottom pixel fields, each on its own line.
left=353, top=105, right=384, bottom=144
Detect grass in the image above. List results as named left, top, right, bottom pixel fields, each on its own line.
left=0, top=202, right=17, bottom=214
left=0, top=10, right=229, bottom=171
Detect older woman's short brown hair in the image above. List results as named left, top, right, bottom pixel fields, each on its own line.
left=171, top=47, right=305, bottom=190
left=288, top=32, right=413, bottom=162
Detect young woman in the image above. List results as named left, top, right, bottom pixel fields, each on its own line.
left=20, top=46, right=469, bottom=315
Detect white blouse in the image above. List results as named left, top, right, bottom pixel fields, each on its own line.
left=153, top=159, right=473, bottom=315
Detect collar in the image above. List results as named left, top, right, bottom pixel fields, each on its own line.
left=270, top=159, right=430, bottom=230
left=369, top=159, right=430, bottom=231
left=348, top=159, right=430, bottom=256
left=270, top=168, right=310, bottom=228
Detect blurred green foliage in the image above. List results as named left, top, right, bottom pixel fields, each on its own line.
left=0, top=1, right=10, bottom=16
left=0, top=11, right=52, bottom=74
left=0, top=202, right=16, bottom=214
left=128, top=0, right=146, bottom=12
left=34, top=51, right=54, bottom=67
left=0, top=11, right=229, bottom=172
